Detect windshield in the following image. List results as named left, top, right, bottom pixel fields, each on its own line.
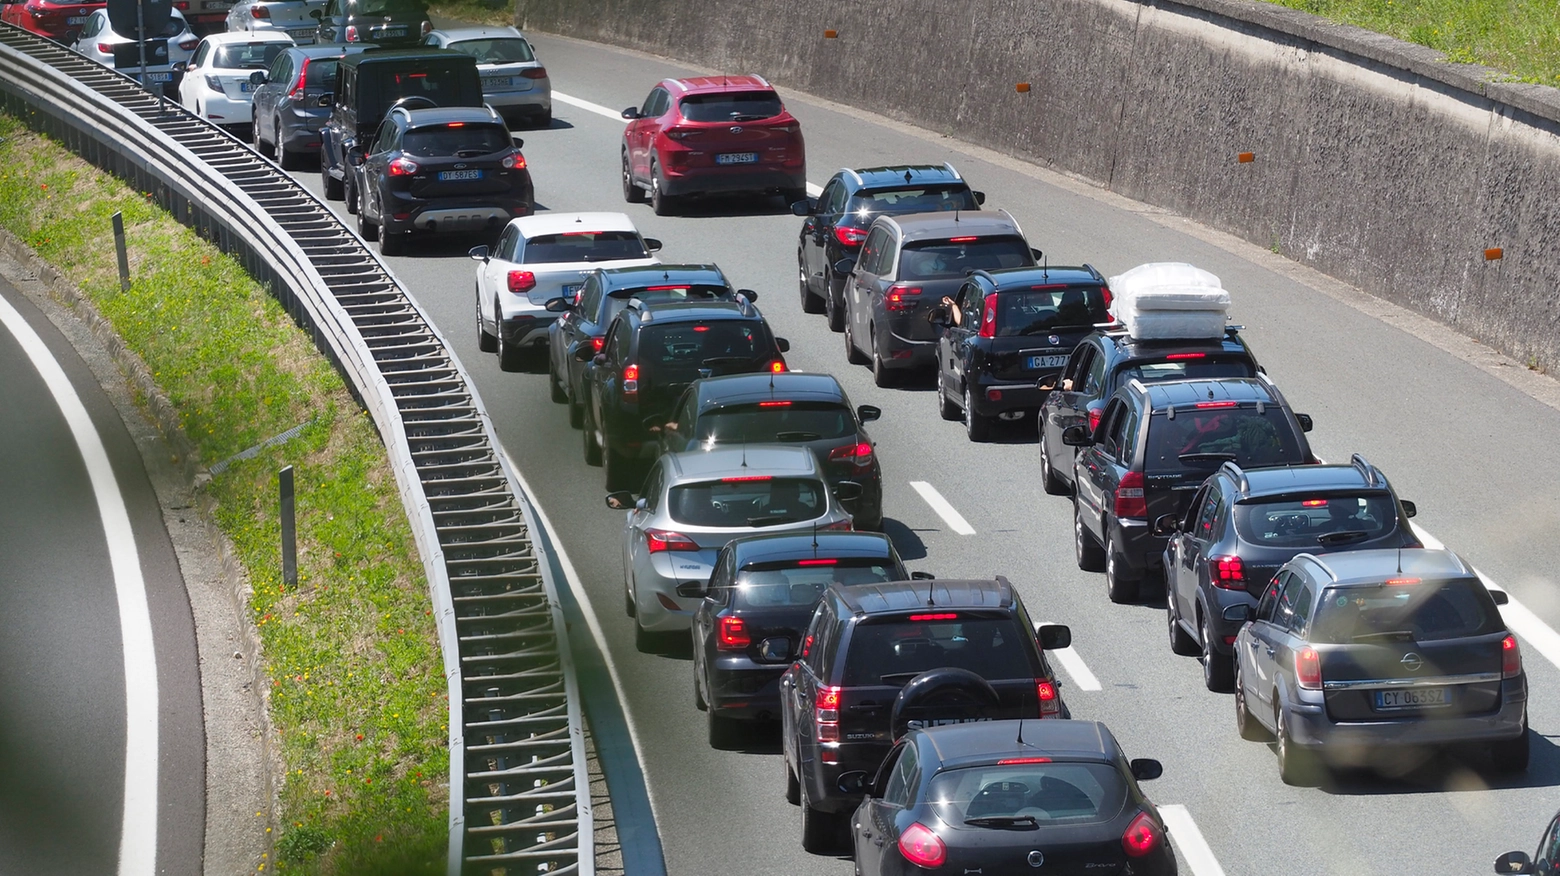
left=730, top=560, right=899, bottom=607
left=213, top=43, right=287, bottom=70
left=304, top=58, right=340, bottom=89
left=696, top=402, right=856, bottom=442
left=1311, top=579, right=1503, bottom=644
left=1145, top=406, right=1305, bottom=473
left=667, top=477, right=827, bottom=527
left=641, top=322, right=776, bottom=382
left=899, top=236, right=1032, bottom=280
left=991, top=286, right=1110, bottom=336
left=679, top=90, right=783, bottom=122
left=356, top=0, right=425, bottom=15
left=401, top=123, right=509, bottom=157
left=446, top=37, right=534, bottom=63
left=602, top=285, right=729, bottom=322
left=842, top=616, right=1033, bottom=685
left=928, top=762, right=1126, bottom=827
left=849, top=186, right=978, bottom=216
left=1235, top=495, right=1398, bottom=548
left=522, top=231, right=648, bottom=264
left=1113, top=356, right=1255, bottom=386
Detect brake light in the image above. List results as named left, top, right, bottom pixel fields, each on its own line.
left=621, top=363, right=639, bottom=399
left=819, top=519, right=853, bottom=532
left=1195, top=401, right=1238, bottom=409
left=445, top=122, right=465, bottom=128
left=521, top=67, right=548, bottom=80
left=1122, top=811, right=1161, bottom=858
left=665, top=127, right=695, bottom=140
left=98, top=42, right=113, bottom=53
left=644, top=528, right=698, bottom=553
left=898, top=823, right=946, bottom=869
left=645, top=285, right=689, bottom=291
left=1036, top=679, right=1061, bottom=717
left=796, top=558, right=837, bottom=566
left=769, top=359, right=787, bottom=373
left=1295, top=647, right=1321, bottom=690
left=833, top=225, right=867, bottom=248
left=387, top=157, right=419, bottom=176
left=828, top=442, right=873, bottom=467
left=590, top=337, right=605, bottom=353
left=758, top=400, right=792, bottom=407
left=885, top=284, right=921, bottom=312
left=909, top=613, right=958, bottom=621
left=1383, top=577, right=1420, bottom=586
left=721, top=475, right=772, bottom=483
left=1087, top=406, right=1102, bottom=433
left=1301, top=499, right=1327, bottom=507
left=249, top=4, right=268, bottom=16
left=717, top=616, right=750, bottom=650
left=947, top=236, right=978, bottom=243
left=816, top=685, right=841, bottom=742
left=801, top=634, right=813, bottom=657
left=178, top=37, right=198, bottom=51
left=997, top=756, right=1052, bottom=765
left=1211, top=555, right=1245, bottom=589
left=287, top=57, right=309, bottom=98
left=1502, top=635, right=1521, bottom=679
left=1114, top=470, right=1146, bottom=519
left=1165, top=352, right=1206, bottom=360
left=1101, top=287, right=1113, bottom=309
left=344, top=24, right=358, bottom=41
left=502, top=152, right=526, bottom=170
left=506, top=271, right=536, bottom=294
left=978, top=293, right=997, bottom=339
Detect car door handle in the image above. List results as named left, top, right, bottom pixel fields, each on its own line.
left=1265, top=647, right=1275, bottom=657
left=873, top=837, right=885, bottom=848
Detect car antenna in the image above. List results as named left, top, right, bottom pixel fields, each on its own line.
left=1016, top=690, right=1027, bottom=747
left=1042, top=250, right=1048, bottom=280
left=812, top=521, right=819, bottom=551
left=926, top=576, right=936, bottom=607
left=1397, top=548, right=1402, bottom=574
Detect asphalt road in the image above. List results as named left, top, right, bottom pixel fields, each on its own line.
left=283, top=32, right=1560, bottom=875
left=0, top=279, right=204, bottom=876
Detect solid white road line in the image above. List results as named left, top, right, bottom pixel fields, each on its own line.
left=1411, top=522, right=1560, bottom=671
left=908, top=481, right=975, bottom=535
left=1042, top=636, right=1102, bottom=692
left=552, top=90, right=630, bottom=122
left=806, top=182, right=823, bottom=197
left=0, top=294, right=158, bottom=876
left=1158, top=805, right=1228, bottom=876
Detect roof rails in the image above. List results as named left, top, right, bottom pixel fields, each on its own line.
left=753, top=74, right=771, bottom=88
left=1082, top=263, right=1106, bottom=282
left=1217, top=460, right=1252, bottom=498
left=1349, top=453, right=1382, bottom=488
left=942, top=161, right=962, bottom=180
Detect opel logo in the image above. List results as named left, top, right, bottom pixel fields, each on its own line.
left=730, top=125, right=743, bottom=133
left=1027, top=850, right=1045, bottom=868
left=1401, top=652, right=1423, bottom=671
left=1047, top=334, right=1060, bottom=345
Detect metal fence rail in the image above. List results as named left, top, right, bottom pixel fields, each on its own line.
left=0, top=24, right=590, bottom=875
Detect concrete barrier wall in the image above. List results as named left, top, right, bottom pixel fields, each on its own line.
left=516, top=0, right=1560, bottom=374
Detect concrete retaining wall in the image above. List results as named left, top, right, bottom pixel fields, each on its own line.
left=516, top=0, right=1560, bottom=375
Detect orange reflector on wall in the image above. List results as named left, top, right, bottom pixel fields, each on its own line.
left=823, top=29, right=837, bottom=38
left=1237, top=152, right=1255, bottom=163
left=1016, top=82, right=1031, bottom=93
left=1485, top=247, right=1504, bottom=261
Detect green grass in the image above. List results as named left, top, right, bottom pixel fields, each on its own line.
left=428, top=0, right=513, bottom=28
left=1264, top=0, right=1560, bottom=83
left=0, top=115, right=447, bottom=875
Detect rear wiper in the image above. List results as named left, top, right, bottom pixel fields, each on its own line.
left=748, top=515, right=800, bottom=527
left=729, top=113, right=767, bottom=122
left=1353, top=630, right=1415, bottom=643
left=1178, top=452, right=1238, bottom=464
left=455, top=149, right=488, bottom=158
left=701, top=356, right=750, bottom=367
left=1317, top=530, right=1372, bottom=546
left=878, top=671, right=922, bottom=684
left=1017, top=323, right=1057, bottom=336
left=774, top=431, right=820, bottom=442
left=964, top=815, right=1038, bottom=830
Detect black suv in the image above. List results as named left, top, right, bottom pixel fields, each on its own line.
left=547, top=264, right=741, bottom=428
left=1063, top=376, right=1316, bottom=604
left=1039, top=325, right=1261, bottom=496
left=793, top=164, right=984, bottom=330
left=931, top=265, right=1110, bottom=441
left=779, top=577, right=1072, bottom=852
left=1161, top=454, right=1421, bottom=691
left=319, top=48, right=483, bottom=202
left=351, top=105, right=532, bottom=255
left=656, top=372, right=884, bottom=530
left=577, top=297, right=790, bottom=490
left=314, top=0, right=429, bottom=46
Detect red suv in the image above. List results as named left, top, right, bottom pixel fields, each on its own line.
left=619, top=75, right=806, bottom=216
left=3, top=0, right=106, bottom=41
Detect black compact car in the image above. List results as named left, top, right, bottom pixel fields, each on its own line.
left=319, top=48, right=483, bottom=202
left=656, top=372, right=885, bottom=530
left=931, top=265, right=1109, bottom=440
left=691, top=531, right=920, bottom=747
left=1229, top=549, right=1528, bottom=785
left=250, top=45, right=366, bottom=170
left=351, top=105, right=532, bottom=255
left=1161, top=455, right=1421, bottom=692
left=779, top=577, right=1072, bottom=853
left=547, top=264, right=740, bottom=428
left=838, top=720, right=1175, bottom=875
left=1064, top=375, right=1316, bottom=604
left=1038, top=325, right=1262, bottom=496
left=577, top=296, right=790, bottom=490
left=1496, top=807, right=1560, bottom=875
left=314, top=0, right=428, bottom=45
left=794, top=164, right=984, bottom=329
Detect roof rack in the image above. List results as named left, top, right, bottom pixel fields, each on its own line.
left=844, top=167, right=864, bottom=185
left=1218, top=460, right=1251, bottom=498
left=1349, top=453, right=1382, bottom=488
left=943, top=161, right=962, bottom=180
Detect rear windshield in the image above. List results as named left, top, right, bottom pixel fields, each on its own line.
left=641, top=322, right=776, bottom=380
left=731, top=560, right=899, bottom=607
left=1311, top=579, right=1503, bottom=644
left=928, top=762, right=1126, bottom=827
left=356, top=0, right=426, bottom=14
left=899, top=236, right=1032, bottom=281
left=522, top=231, right=648, bottom=264
left=445, top=37, right=534, bottom=63
left=849, top=186, right=978, bottom=215
left=992, top=286, right=1110, bottom=336
left=842, top=616, right=1034, bottom=686
left=696, top=402, right=856, bottom=442
left=667, top=477, right=827, bottom=527
left=214, top=43, right=287, bottom=70
left=401, top=123, right=510, bottom=157
left=603, top=285, right=729, bottom=323
left=679, top=90, right=783, bottom=122
left=1145, top=406, right=1305, bottom=473
left=1235, top=495, right=1398, bottom=549
left=1114, top=355, right=1255, bottom=386
left=305, top=58, right=341, bottom=89
left=366, top=63, right=479, bottom=118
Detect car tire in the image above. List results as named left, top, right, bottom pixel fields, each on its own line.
left=623, top=568, right=636, bottom=617
left=497, top=317, right=525, bottom=372
left=278, top=122, right=303, bottom=171
left=1039, top=430, right=1070, bottom=496
left=604, top=445, right=633, bottom=491
left=567, top=389, right=584, bottom=429
left=548, top=354, right=568, bottom=403
left=1276, top=707, right=1321, bottom=786
left=582, top=405, right=603, bottom=466
left=344, top=175, right=358, bottom=214
left=650, top=163, right=676, bottom=216
left=799, top=253, right=824, bottom=314
left=356, top=201, right=377, bottom=240
left=253, top=115, right=273, bottom=158
left=693, top=665, right=707, bottom=710
left=799, top=781, right=841, bottom=855
left=963, top=384, right=991, bottom=442
left=476, top=292, right=497, bottom=353
left=871, top=329, right=897, bottom=388
left=843, top=316, right=867, bottom=365
left=633, top=616, right=652, bottom=652
left=1490, top=724, right=1530, bottom=774
left=1234, top=659, right=1272, bottom=741
left=707, top=708, right=739, bottom=750
left=825, top=270, right=845, bottom=332
left=1201, top=612, right=1235, bottom=692
left=621, top=150, right=644, bottom=203
left=377, top=217, right=406, bottom=256
left=1167, top=587, right=1199, bottom=656
left=1073, top=498, right=1106, bottom=572
left=784, top=759, right=800, bottom=806
left=936, top=368, right=960, bottom=421
left=1104, top=534, right=1139, bottom=604
left=321, top=153, right=343, bottom=199
left=534, top=108, right=552, bottom=128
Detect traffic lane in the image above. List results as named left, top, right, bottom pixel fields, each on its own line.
left=0, top=283, right=204, bottom=876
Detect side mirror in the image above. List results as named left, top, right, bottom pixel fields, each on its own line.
left=347, top=148, right=365, bottom=167
left=1060, top=424, right=1093, bottom=447
left=774, top=337, right=789, bottom=353
left=544, top=296, right=573, bottom=313
left=833, top=257, right=856, bottom=276
left=1222, top=603, right=1253, bottom=624
left=856, top=404, right=881, bottom=423
left=1152, top=513, right=1179, bottom=537
left=319, top=91, right=334, bottom=106
left=171, top=60, right=188, bottom=73
left=836, top=770, right=871, bottom=796
left=309, top=7, right=322, bottom=17
left=621, top=107, right=640, bottom=120
left=1035, top=375, right=1058, bottom=392
left=757, top=636, right=792, bottom=662
left=973, top=191, right=986, bottom=205
left=909, top=571, right=935, bottom=580
left=1399, top=499, right=1417, bottom=518
left=592, top=352, right=608, bottom=365
left=1491, top=590, right=1510, bottom=606
left=1129, top=758, right=1163, bottom=781
left=468, top=245, right=489, bottom=262
left=643, top=237, right=662, bottom=252
left=674, top=579, right=708, bottom=598
left=833, top=481, right=864, bottom=502
left=1295, top=413, right=1314, bottom=432
left=1031, top=248, right=1045, bottom=261
left=1036, top=623, right=1071, bottom=650
left=248, top=70, right=266, bottom=85
left=604, top=490, right=634, bottom=510
left=573, top=345, right=597, bottom=362
left=790, top=198, right=816, bottom=217
left=1494, top=851, right=1533, bottom=874
left=927, top=306, right=950, bottom=327
left=737, top=288, right=758, bottom=302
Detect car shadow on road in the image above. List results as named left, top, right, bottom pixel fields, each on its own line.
left=881, top=517, right=929, bottom=561
left=712, top=720, right=784, bottom=755
left=1307, top=730, right=1560, bottom=796
left=663, top=194, right=796, bottom=219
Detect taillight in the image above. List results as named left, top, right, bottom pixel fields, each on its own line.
left=717, top=616, right=750, bottom=650
left=590, top=336, right=605, bottom=353
left=387, top=157, right=418, bottom=176
left=664, top=127, right=695, bottom=140
left=621, top=363, right=639, bottom=399
left=506, top=270, right=536, bottom=294
left=287, top=57, right=309, bottom=99
left=818, top=519, right=852, bottom=532
left=520, top=67, right=548, bottom=79
left=978, top=293, right=997, bottom=339
left=1211, top=555, right=1245, bottom=589
left=179, top=37, right=198, bottom=50
left=249, top=4, right=269, bottom=16
left=769, top=359, right=787, bottom=373
left=1122, top=811, right=1161, bottom=858
left=1036, top=679, right=1061, bottom=717
left=644, top=528, right=697, bottom=553
left=1113, top=470, right=1146, bottom=519
left=885, top=284, right=921, bottom=312
left=833, top=225, right=867, bottom=248
left=1087, top=407, right=1103, bottom=434
left=816, top=685, right=841, bottom=742
left=1502, top=634, right=1521, bottom=679
left=344, top=24, right=358, bottom=41
left=898, top=823, right=946, bottom=868
left=204, top=75, right=222, bottom=92
left=827, top=442, right=873, bottom=468
left=1102, top=286, right=1113, bottom=309
left=98, top=43, right=113, bottom=53
left=502, top=152, right=527, bottom=170
left=1295, top=647, right=1321, bottom=690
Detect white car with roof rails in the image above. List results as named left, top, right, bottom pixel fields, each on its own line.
left=469, top=212, right=662, bottom=372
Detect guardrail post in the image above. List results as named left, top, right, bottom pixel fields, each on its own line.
left=279, top=465, right=296, bottom=588
left=112, top=210, right=130, bottom=293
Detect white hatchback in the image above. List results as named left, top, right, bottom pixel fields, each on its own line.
left=177, top=31, right=295, bottom=128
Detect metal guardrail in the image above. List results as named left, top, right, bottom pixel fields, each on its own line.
left=0, top=24, right=590, bottom=875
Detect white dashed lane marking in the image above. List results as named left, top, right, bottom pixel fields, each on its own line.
left=908, top=480, right=976, bottom=535
left=1411, top=522, right=1560, bottom=671
left=1159, top=805, right=1228, bottom=876
left=1037, top=624, right=1102, bottom=692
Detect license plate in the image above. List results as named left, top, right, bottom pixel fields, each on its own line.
left=1374, top=687, right=1452, bottom=710
left=66, top=15, right=86, bottom=23
left=1027, top=354, right=1067, bottom=369
left=376, top=25, right=406, bottom=36
left=562, top=284, right=581, bottom=296
left=289, top=28, right=316, bottom=40
left=239, top=81, right=252, bottom=92
left=144, top=72, right=172, bottom=83
left=482, top=76, right=512, bottom=89
left=205, top=0, right=233, bottom=8
left=437, top=169, right=482, bottom=181
left=715, top=152, right=758, bottom=165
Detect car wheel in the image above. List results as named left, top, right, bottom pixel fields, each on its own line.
left=843, top=315, right=867, bottom=365
left=650, top=163, right=676, bottom=216
left=693, top=667, right=707, bottom=710
left=1234, top=659, right=1272, bottom=741
left=548, top=353, right=567, bottom=403
left=476, top=291, right=497, bottom=353
left=1104, top=533, right=1139, bottom=604
left=1489, top=723, right=1530, bottom=774
left=871, top=328, right=897, bottom=388
left=784, top=759, right=800, bottom=806
left=1073, top=498, right=1105, bottom=572
left=1276, top=706, right=1321, bottom=786
left=356, top=200, right=377, bottom=240
left=377, top=215, right=405, bottom=256
left=567, top=387, right=584, bottom=429
left=799, top=252, right=824, bottom=314
left=1167, top=587, right=1199, bottom=656
left=534, top=108, right=552, bottom=128
left=321, top=153, right=343, bottom=199
left=344, top=175, right=358, bottom=214
left=252, top=115, right=273, bottom=158
left=621, top=150, right=644, bottom=203
left=963, top=383, right=991, bottom=442
left=604, top=445, right=633, bottom=491
left=707, top=708, right=739, bottom=749
left=1201, top=612, right=1234, bottom=692
left=936, top=367, right=960, bottom=421
left=582, top=404, right=603, bottom=466
left=278, top=122, right=303, bottom=171
left=799, top=780, right=840, bottom=854
left=633, top=615, right=652, bottom=652
left=825, top=270, right=845, bottom=332
left=1039, top=430, right=1070, bottom=496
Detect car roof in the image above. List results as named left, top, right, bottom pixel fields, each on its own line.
left=978, top=266, right=1101, bottom=288
left=665, top=444, right=820, bottom=480
left=598, top=264, right=727, bottom=288
left=1139, top=377, right=1276, bottom=406
left=290, top=45, right=363, bottom=59
left=1298, top=548, right=1473, bottom=586
left=203, top=30, right=293, bottom=43
left=429, top=26, right=524, bottom=40
left=513, top=212, right=639, bottom=237
left=1234, top=462, right=1383, bottom=496
left=729, top=531, right=896, bottom=565
left=834, top=578, right=1016, bottom=614
left=876, top=211, right=1021, bottom=242
left=665, top=74, right=773, bottom=94
left=1099, top=329, right=1249, bottom=358
left=398, top=106, right=502, bottom=126
left=693, top=372, right=845, bottom=407
left=634, top=299, right=758, bottom=323
left=921, top=720, right=1121, bottom=769
left=341, top=47, right=467, bottom=68
left=844, top=164, right=966, bottom=189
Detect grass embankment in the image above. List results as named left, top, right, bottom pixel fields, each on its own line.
left=428, top=0, right=512, bottom=28
left=1265, top=0, right=1560, bottom=84
left=0, top=114, right=447, bottom=874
